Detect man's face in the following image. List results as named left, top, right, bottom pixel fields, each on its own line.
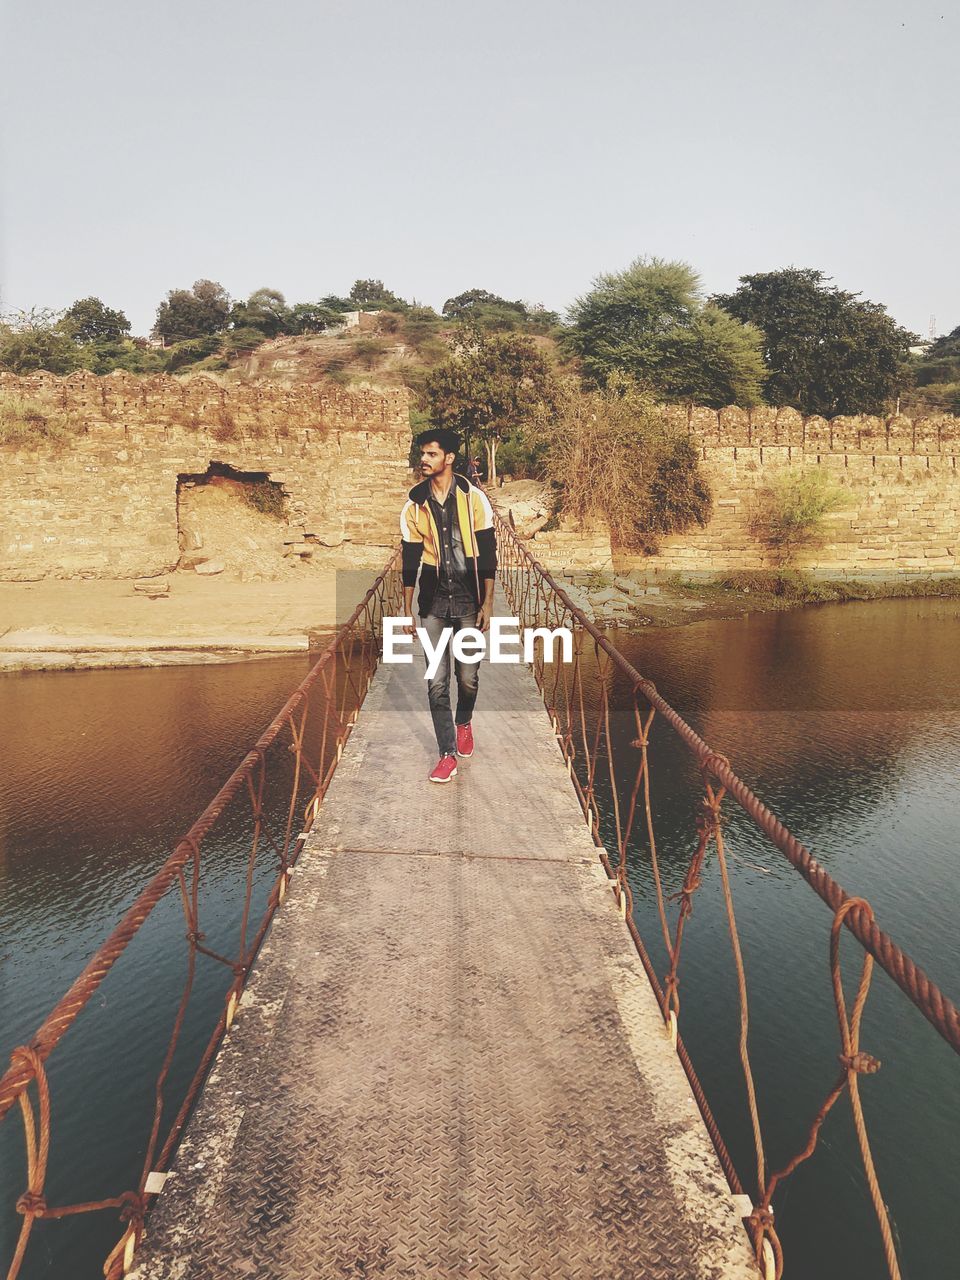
left=420, top=443, right=454, bottom=477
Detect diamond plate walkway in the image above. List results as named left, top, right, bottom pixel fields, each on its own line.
left=131, top=635, right=760, bottom=1279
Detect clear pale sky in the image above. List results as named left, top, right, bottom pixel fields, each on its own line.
left=1, top=0, right=956, bottom=338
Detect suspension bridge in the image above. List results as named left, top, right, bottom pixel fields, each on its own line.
left=2, top=510, right=958, bottom=1280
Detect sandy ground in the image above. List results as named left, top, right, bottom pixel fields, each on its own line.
left=0, top=570, right=767, bottom=675
left=0, top=573, right=375, bottom=672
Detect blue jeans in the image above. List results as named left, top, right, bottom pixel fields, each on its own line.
left=421, top=612, right=480, bottom=757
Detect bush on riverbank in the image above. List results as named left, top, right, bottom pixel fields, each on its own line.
left=531, top=377, right=712, bottom=551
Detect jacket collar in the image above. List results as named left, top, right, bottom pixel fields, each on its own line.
left=408, top=471, right=470, bottom=504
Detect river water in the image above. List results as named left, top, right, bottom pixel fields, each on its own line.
left=1, top=599, right=958, bottom=1278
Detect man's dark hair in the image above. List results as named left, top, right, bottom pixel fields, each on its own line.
left=416, top=427, right=461, bottom=456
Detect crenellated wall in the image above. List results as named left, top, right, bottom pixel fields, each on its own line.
left=0, top=371, right=412, bottom=579
left=614, top=405, right=960, bottom=579
left=4, top=373, right=960, bottom=583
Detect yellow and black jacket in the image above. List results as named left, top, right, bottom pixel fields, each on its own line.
left=400, top=474, right=497, bottom=616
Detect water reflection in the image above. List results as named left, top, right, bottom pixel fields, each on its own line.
left=602, top=600, right=960, bottom=1280
left=2, top=598, right=959, bottom=1279
left=0, top=656, right=315, bottom=1278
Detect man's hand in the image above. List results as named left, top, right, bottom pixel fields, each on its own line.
left=401, top=620, right=416, bottom=636
left=475, top=606, right=490, bottom=634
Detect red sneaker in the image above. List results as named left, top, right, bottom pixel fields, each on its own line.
left=429, top=754, right=458, bottom=784
left=456, top=723, right=474, bottom=757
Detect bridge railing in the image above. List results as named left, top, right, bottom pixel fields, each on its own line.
left=0, top=555, right=402, bottom=1280
left=495, top=508, right=960, bottom=1280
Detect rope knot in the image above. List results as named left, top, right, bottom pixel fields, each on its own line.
left=747, top=1204, right=775, bottom=1231
left=185, top=929, right=206, bottom=945
left=696, top=799, right=724, bottom=837
left=16, top=1191, right=47, bottom=1217
left=668, top=875, right=702, bottom=919
left=838, top=1050, right=881, bottom=1075
left=700, top=751, right=730, bottom=781
left=119, top=1190, right=146, bottom=1227
left=9, top=1043, right=44, bottom=1077
left=679, top=876, right=702, bottom=917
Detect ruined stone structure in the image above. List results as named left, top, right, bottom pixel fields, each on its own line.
left=2, top=373, right=960, bottom=583
left=0, top=372, right=410, bottom=579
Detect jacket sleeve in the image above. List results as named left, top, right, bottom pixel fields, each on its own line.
left=400, top=499, right=424, bottom=586
left=472, top=488, right=497, bottom=580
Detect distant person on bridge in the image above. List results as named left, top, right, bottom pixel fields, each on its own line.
left=400, top=429, right=497, bottom=784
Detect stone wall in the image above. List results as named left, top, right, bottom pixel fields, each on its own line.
left=615, top=405, right=960, bottom=580
left=0, top=371, right=412, bottom=580
left=5, top=374, right=960, bottom=585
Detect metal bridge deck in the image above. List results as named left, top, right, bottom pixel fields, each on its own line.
left=131, top=640, right=759, bottom=1279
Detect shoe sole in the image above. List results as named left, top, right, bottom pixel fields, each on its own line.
left=456, top=748, right=474, bottom=758
left=429, top=768, right=458, bottom=783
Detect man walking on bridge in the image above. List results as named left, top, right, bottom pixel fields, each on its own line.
left=400, top=428, right=497, bottom=783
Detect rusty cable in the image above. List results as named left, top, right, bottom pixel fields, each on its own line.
left=494, top=511, right=960, bottom=1055
left=494, top=512, right=955, bottom=1278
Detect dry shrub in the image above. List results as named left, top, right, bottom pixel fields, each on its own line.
left=242, top=478, right=285, bottom=519
left=376, top=310, right=404, bottom=335
left=0, top=394, right=74, bottom=447
left=354, top=337, right=389, bottom=370
left=750, top=467, right=851, bottom=566
left=531, top=377, right=711, bottom=550
left=167, top=407, right=202, bottom=431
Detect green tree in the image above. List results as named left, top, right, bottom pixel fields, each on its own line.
left=152, top=279, right=231, bottom=343
left=61, top=297, right=131, bottom=344
left=72, top=336, right=166, bottom=375
left=906, top=322, right=960, bottom=413
left=230, top=287, right=291, bottom=338
left=925, top=322, right=960, bottom=368
left=349, top=279, right=405, bottom=310
left=56, top=298, right=162, bottom=375
left=568, top=258, right=699, bottom=378
left=288, top=302, right=344, bottom=333
left=390, top=305, right=442, bottom=352
left=442, top=289, right=560, bottom=334
left=712, top=268, right=916, bottom=416
left=442, top=289, right=526, bottom=326
left=318, top=294, right=354, bottom=313
left=110, top=342, right=166, bottom=375
left=164, top=334, right=223, bottom=371
left=524, top=302, right=562, bottom=335
left=657, top=306, right=766, bottom=408
left=0, top=309, right=80, bottom=374
left=222, top=327, right=268, bottom=356
left=76, top=339, right=135, bottom=374
left=567, top=257, right=764, bottom=406
left=424, top=327, right=560, bottom=484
